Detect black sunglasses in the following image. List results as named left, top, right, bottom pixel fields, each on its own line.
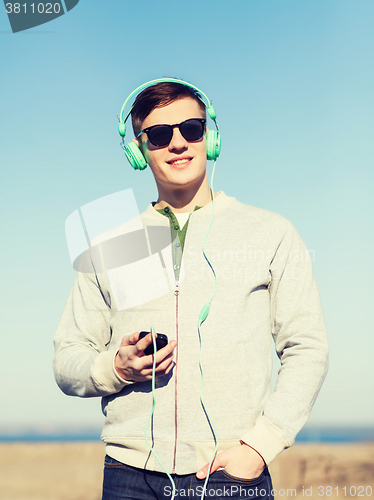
left=137, top=118, right=206, bottom=147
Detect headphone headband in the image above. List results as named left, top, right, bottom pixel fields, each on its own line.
left=119, top=78, right=217, bottom=130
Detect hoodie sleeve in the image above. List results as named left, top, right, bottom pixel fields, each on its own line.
left=53, top=269, right=133, bottom=398
left=241, top=220, right=329, bottom=465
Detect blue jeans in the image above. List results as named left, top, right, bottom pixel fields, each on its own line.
left=102, top=456, right=274, bottom=499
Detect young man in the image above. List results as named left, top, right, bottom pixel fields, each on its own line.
left=54, top=80, right=329, bottom=499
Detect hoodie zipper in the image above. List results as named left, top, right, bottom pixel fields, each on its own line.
left=170, top=215, right=190, bottom=473
left=172, top=280, right=179, bottom=473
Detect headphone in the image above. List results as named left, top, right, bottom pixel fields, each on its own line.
left=118, top=78, right=221, bottom=171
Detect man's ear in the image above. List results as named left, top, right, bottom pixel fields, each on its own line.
left=132, top=137, right=145, bottom=155
left=133, top=137, right=149, bottom=165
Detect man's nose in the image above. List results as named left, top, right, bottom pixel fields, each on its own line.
left=168, top=127, right=188, bottom=150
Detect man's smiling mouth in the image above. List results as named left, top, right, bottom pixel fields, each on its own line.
left=167, top=157, right=193, bottom=166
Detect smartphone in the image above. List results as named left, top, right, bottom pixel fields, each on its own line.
left=139, top=331, right=168, bottom=356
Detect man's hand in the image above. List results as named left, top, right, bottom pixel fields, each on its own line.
left=115, top=332, right=177, bottom=382
left=196, top=444, right=265, bottom=480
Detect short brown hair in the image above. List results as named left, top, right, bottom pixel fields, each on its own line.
left=131, top=81, right=206, bottom=138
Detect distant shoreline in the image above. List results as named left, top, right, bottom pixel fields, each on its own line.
left=1, top=427, right=374, bottom=443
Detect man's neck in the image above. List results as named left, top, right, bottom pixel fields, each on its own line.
left=154, top=177, right=216, bottom=213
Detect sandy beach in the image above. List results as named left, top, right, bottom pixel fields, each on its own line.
left=0, top=442, right=373, bottom=499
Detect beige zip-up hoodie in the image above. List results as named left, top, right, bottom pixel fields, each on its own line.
left=53, top=192, right=329, bottom=474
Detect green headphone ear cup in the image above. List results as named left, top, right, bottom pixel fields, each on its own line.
left=125, top=142, right=147, bottom=171
left=206, top=130, right=221, bottom=161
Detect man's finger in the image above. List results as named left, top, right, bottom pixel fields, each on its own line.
left=140, top=341, right=177, bottom=367
left=154, top=352, right=175, bottom=374
left=154, top=341, right=177, bottom=364
left=135, top=332, right=157, bottom=355
left=138, top=353, right=176, bottom=378
left=120, top=332, right=140, bottom=347
left=196, top=457, right=222, bottom=479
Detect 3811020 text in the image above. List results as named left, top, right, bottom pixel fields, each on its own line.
left=302, top=485, right=373, bottom=497
left=5, top=3, right=62, bottom=14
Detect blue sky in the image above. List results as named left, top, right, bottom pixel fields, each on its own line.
left=0, top=0, right=373, bottom=432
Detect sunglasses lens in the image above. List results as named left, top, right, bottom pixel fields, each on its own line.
left=180, top=119, right=205, bottom=141
left=146, top=119, right=205, bottom=147
left=148, top=126, right=173, bottom=147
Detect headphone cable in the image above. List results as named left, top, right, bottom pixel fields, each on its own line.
left=144, top=325, right=176, bottom=500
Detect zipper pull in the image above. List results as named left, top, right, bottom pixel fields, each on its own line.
left=174, top=281, right=179, bottom=296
